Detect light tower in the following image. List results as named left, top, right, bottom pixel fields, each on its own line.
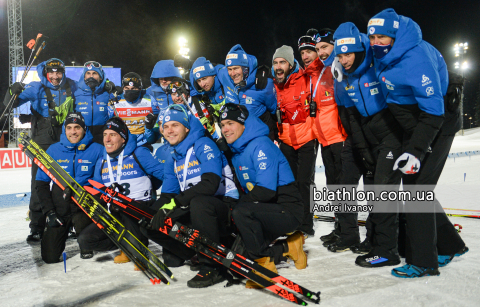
left=454, top=42, right=468, bottom=135
left=7, top=0, right=26, bottom=147
left=178, top=37, right=190, bottom=77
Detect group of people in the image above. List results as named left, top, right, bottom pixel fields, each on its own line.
left=0, top=8, right=468, bottom=288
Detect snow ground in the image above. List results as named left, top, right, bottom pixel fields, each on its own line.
left=1, top=130, right=480, bottom=307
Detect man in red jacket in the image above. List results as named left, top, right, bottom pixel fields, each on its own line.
left=272, top=45, right=317, bottom=236
left=298, top=31, right=348, bottom=240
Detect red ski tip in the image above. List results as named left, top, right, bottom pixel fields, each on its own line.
left=155, top=278, right=161, bottom=284
left=150, top=279, right=155, bottom=285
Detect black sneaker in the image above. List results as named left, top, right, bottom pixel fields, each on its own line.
left=328, top=239, right=359, bottom=253
left=355, top=252, right=400, bottom=268
left=351, top=238, right=372, bottom=254
left=26, top=231, right=42, bottom=243
left=320, top=230, right=338, bottom=242
left=187, top=266, right=227, bottom=288
left=80, top=250, right=94, bottom=259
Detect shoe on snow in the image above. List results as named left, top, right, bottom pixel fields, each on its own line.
left=322, top=235, right=339, bottom=247
left=320, top=230, right=338, bottom=242
left=328, top=239, right=359, bottom=253
left=114, top=251, right=131, bottom=264
left=355, top=253, right=400, bottom=268
left=392, top=264, right=440, bottom=278
left=26, top=231, right=42, bottom=243
left=438, top=245, right=469, bottom=267
left=80, top=250, right=94, bottom=259
left=187, top=267, right=227, bottom=288
left=351, top=238, right=372, bottom=254
left=283, top=231, right=307, bottom=270
left=245, top=257, right=277, bottom=289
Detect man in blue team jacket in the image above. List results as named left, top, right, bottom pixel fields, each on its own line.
left=35, top=113, right=104, bottom=263
left=74, top=61, right=116, bottom=144
left=146, top=60, right=182, bottom=114
left=368, top=8, right=467, bottom=278
left=148, top=104, right=239, bottom=288
left=332, top=23, right=404, bottom=266
left=218, top=45, right=277, bottom=140
left=2, top=58, right=77, bottom=242
left=77, top=117, right=164, bottom=266
left=220, top=103, right=306, bottom=289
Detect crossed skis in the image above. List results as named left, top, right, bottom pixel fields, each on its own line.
left=18, top=133, right=172, bottom=285
left=86, top=179, right=321, bottom=305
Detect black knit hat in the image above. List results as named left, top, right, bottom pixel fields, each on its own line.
left=64, top=112, right=86, bottom=131
left=122, top=72, right=143, bottom=89
left=104, top=117, right=129, bottom=142
left=315, top=28, right=335, bottom=46
left=220, top=103, right=249, bottom=125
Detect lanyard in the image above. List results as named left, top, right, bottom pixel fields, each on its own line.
left=310, top=67, right=327, bottom=100
left=174, top=146, right=193, bottom=191
left=107, top=150, right=124, bottom=184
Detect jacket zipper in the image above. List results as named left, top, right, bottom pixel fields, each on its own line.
left=358, top=78, right=370, bottom=117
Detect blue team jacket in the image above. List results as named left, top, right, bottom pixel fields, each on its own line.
left=217, top=45, right=277, bottom=117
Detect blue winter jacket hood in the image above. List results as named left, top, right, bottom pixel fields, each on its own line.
left=374, top=14, right=422, bottom=68
left=373, top=10, right=448, bottom=116
left=189, top=62, right=225, bottom=98
left=171, top=113, right=206, bottom=160
left=37, top=61, right=67, bottom=90
left=228, top=114, right=269, bottom=154
left=220, top=44, right=258, bottom=90
left=76, top=69, right=107, bottom=95
left=149, top=60, right=182, bottom=87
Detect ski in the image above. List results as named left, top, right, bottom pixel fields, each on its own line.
left=17, top=133, right=172, bottom=285
left=88, top=179, right=321, bottom=305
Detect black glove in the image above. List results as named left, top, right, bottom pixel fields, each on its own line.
left=104, top=80, right=117, bottom=94
left=148, top=199, right=177, bottom=230
left=145, top=112, right=158, bottom=130
left=115, top=86, right=123, bottom=96
left=174, top=54, right=192, bottom=69
left=10, top=82, right=25, bottom=95
left=255, top=65, right=272, bottom=90
left=46, top=210, right=64, bottom=227
left=358, top=148, right=376, bottom=173
left=19, top=114, right=32, bottom=124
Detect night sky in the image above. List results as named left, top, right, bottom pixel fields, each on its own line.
left=0, top=0, right=479, bottom=121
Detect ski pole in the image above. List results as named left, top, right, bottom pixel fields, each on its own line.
left=0, top=41, right=46, bottom=139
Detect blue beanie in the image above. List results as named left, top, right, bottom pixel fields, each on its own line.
left=83, top=62, right=105, bottom=80
left=334, top=22, right=365, bottom=55
left=367, top=8, right=400, bottom=38
left=225, top=44, right=249, bottom=67
left=162, top=105, right=190, bottom=129
left=192, top=57, right=216, bottom=81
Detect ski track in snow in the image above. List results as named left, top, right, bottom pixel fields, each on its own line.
left=1, top=129, right=480, bottom=307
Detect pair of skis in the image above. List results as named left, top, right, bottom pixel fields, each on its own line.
left=18, top=133, right=172, bottom=285
left=86, top=180, right=321, bottom=305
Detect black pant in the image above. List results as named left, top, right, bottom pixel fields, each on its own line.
left=368, top=131, right=403, bottom=260
left=41, top=211, right=92, bottom=263
left=29, top=143, right=49, bottom=233
left=336, top=136, right=374, bottom=244
left=232, top=202, right=301, bottom=263
left=321, top=141, right=344, bottom=235
left=401, top=134, right=465, bottom=268
left=77, top=212, right=148, bottom=252
left=280, top=139, right=318, bottom=233
left=141, top=195, right=230, bottom=267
